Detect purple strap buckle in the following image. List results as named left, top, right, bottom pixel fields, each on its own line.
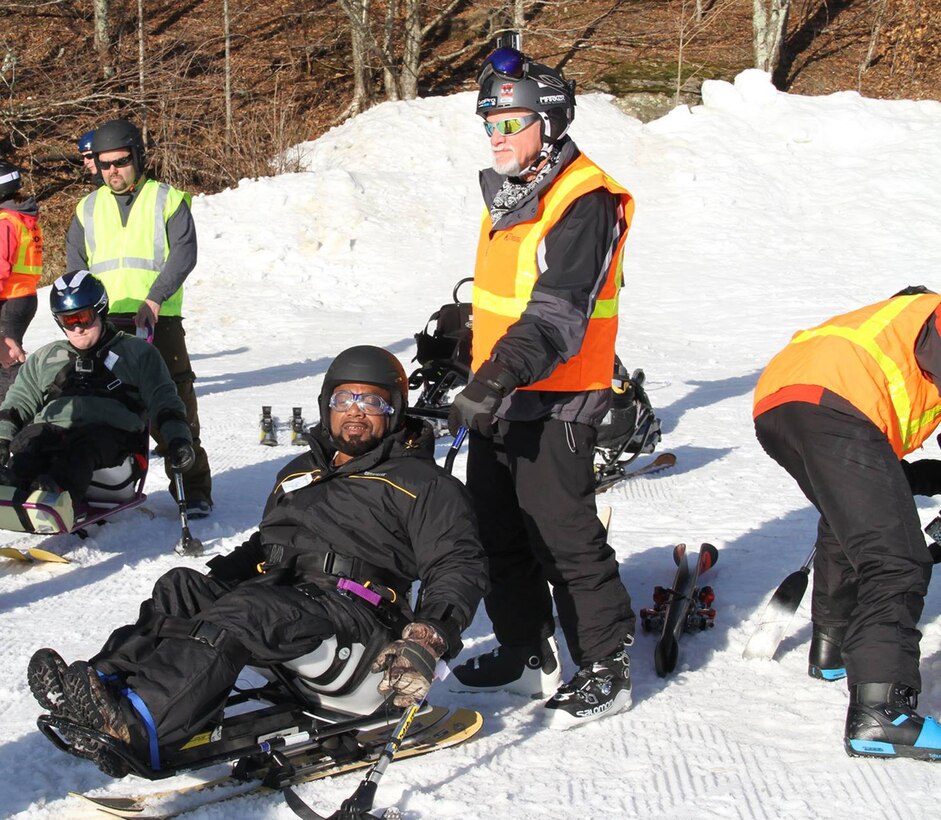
left=337, top=577, right=382, bottom=607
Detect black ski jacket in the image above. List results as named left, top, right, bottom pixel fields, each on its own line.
left=207, top=417, right=488, bottom=658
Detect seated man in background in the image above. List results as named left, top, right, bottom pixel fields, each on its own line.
left=27, top=345, right=487, bottom=778
left=0, top=270, right=194, bottom=502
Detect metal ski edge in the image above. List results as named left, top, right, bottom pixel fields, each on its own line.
left=68, top=708, right=483, bottom=818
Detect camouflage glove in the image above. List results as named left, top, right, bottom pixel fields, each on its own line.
left=370, top=622, right=447, bottom=707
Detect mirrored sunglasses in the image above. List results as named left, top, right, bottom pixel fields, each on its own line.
left=483, top=113, right=540, bottom=137
left=477, top=47, right=526, bottom=84
left=56, top=307, right=99, bottom=329
left=97, top=155, right=134, bottom=170
left=328, top=390, right=395, bottom=416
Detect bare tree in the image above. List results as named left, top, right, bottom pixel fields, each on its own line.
left=859, top=0, right=889, bottom=89
left=223, top=0, right=233, bottom=151
left=94, top=0, right=115, bottom=79
left=753, top=0, right=791, bottom=77
left=337, top=0, right=375, bottom=115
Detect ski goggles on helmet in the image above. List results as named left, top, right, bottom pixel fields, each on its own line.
left=328, top=389, right=395, bottom=416
left=97, top=154, right=134, bottom=170
left=55, top=306, right=99, bottom=330
left=477, top=48, right=527, bottom=84
left=483, top=113, right=540, bottom=137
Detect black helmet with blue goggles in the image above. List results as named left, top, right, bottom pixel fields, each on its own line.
left=476, top=47, right=575, bottom=145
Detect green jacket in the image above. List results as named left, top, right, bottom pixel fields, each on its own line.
left=0, top=326, right=191, bottom=445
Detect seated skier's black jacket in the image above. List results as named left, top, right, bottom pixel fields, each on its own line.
left=207, top=416, right=488, bottom=658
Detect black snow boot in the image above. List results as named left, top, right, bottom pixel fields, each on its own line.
left=543, top=638, right=633, bottom=730
left=450, top=636, right=562, bottom=698
left=808, top=623, right=846, bottom=681
left=845, top=682, right=941, bottom=761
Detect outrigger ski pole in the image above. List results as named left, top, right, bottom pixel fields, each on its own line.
left=172, top=469, right=204, bottom=557
left=283, top=698, right=425, bottom=819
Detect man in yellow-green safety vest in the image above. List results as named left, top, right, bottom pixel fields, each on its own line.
left=66, top=118, right=212, bottom=518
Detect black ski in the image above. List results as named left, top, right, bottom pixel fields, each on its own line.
left=260, top=405, right=277, bottom=446
left=641, top=542, right=718, bottom=677
left=595, top=452, right=676, bottom=494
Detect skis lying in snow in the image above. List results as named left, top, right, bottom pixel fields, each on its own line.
left=742, top=548, right=814, bottom=661
left=641, top=542, right=718, bottom=677
left=595, top=452, right=677, bottom=494
left=0, top=546, right=69, bottom=563
left=69, top=706, right=482, bottom=818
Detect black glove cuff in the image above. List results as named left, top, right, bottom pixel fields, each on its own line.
left=475, top=359, right=522, bottom=396
left=399, top=641, right=438, bottom=681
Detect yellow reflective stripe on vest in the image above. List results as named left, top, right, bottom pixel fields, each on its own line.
left=0, top=212, right=41, bottom=276
left=475, top=163, right=617, bottom=318
left=792, top=296, right=918, bottom=449
left=83, top=184, right=171, bottom=274
left=78, top=180, right=187, bottom=315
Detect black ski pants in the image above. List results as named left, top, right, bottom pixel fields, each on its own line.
left=90, top=568, right=356, bottom=750
left=465, top=418, right=635, bottom=667
left=9, top=422, right=140, bottom=498
left=755, top=402, right=933, bottom=690
left=111, top=314, right=213, bottom=505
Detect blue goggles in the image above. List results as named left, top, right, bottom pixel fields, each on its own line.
left=477, top=47, right=527, bottom=84
left=328, top=390, right=395, bottom=416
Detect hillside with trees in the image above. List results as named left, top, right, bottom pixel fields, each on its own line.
left=2, top=0, right=939, bottom=277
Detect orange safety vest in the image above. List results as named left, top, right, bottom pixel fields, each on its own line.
left=753, top=294, right=941, bottom=457
left=471, top=153, right=634, bottom=392
left=0, top=210, right=43, bottom=299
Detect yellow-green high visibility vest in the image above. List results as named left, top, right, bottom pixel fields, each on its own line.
left=76, top=178, right=190, bottom=315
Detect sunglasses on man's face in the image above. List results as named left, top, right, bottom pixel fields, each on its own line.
left=81, top=153, right=94, bottom=160
left=483, top=114, right=540, bottom=137
left=97, top=155, right=134, bottom=170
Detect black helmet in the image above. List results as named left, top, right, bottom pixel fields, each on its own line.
left=319, top=346, right=408, bottom=432
left=0, top=160, right=22, bottom=201
left=476, top=48, right=576, bottom=146
left=91, top=118, right=145, bottom=175
left=50, top=271, right=109, bottom=324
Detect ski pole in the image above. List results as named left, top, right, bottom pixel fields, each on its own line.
left=281, top=698, right=428, bottom=819
left=282, top=659, right=451, bottom=820
left=172, top=469, right=204, bottom=557
left=444, top=425, right=467, bottom=475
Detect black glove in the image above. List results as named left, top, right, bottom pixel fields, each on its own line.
left=901, top=458, right=941, bottom=497
left=447, top=359, right=520, bottom=437
left=167, top=438, right=196, bottom=473
left=370, top=622, right=447, bottom=707
left=0, top=439, right=9, bottom=467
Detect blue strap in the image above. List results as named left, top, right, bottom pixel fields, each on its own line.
left=122, top=686, right=161, bottom=771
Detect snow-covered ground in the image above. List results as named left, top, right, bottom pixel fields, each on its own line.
left=3, top=69, right=941, bottom=818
